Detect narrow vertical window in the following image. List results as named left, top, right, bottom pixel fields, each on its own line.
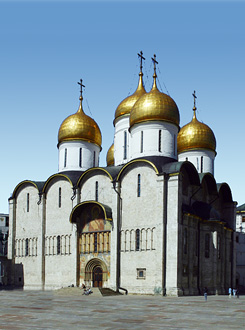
left=217, top=234, right=221, bottom=259
left=58, top=187, right=61, bottom=208
left=186, top=157, right=188, bottom=161
left=94, top=233, right=98, bottom=253
left=135, top=229, right=140, bottom=251
left=64, top=148, right=67, bottom=168
left=27, top=193, right=29, bottom=212
left=124, top=131, right=127, bottom=159
left=79, top=148, right=82, bottom=167
left=93, top=151, right=96, bottom=167
left=205, top=233, right=210, bottom=258
left=57, top=236, right=61, bottom=255
left=137, top=174, right=141, bottom=197
left=140, top=131, right=143, bottom=153
left=197, top=157, right=199, bottom=171
left=95, top=181, right=98, bottom=201
left=201, top=156, right=203, bottom=173
left=195, top=230, right=198, bottom=256
left=158, top=130, right=162, bottom=152
left=184, top=228, right=187, bottom=254
left=174, top=135, right=176, bottom=155
left=25, top=238, right=29, bottom=257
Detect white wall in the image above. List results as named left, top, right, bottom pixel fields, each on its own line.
left=119, top=164, right=164, bottom=294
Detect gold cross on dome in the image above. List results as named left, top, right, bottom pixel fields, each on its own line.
left=138, top=51, right=145, bottom=72
left=151, top=54, right=158, bottom=75
left=192, top=90, right=197, bottom=109
left=77, top=79, right=85, bottom=99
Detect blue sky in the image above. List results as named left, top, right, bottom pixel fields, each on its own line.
left=0, top=0, right=244, bottom=213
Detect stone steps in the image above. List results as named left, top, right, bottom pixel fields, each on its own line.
left=99, top=288, right=122, bottom=296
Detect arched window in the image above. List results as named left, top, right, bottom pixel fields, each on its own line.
left=57, top=235, right=61, bottom=255
left=183, top=228, right=187, bottom=254
left=27, top=193, right=29, bottom=212
left=124, top=131, right=127, bottom=159
left=201, top=156, right=203, bottom=173
left=79, top=148, right=82, bottom=167
left=137, top=174, right=141, bottom=197
left=158, top=130, right=162, bottom=152
left=64, top=148, right=67, bottom=168
left=95, top=181, right=98, bottom=201
left=205, top=233, right=210, bottom=258
left=135, top=229, right=140, bottom=251
left=94, top=233, right=98, bottom=253
left=140, top=131, right=143, bottom=153
left=217, top=234, right=221, bottom=259
left=25, top=238, right=29, bottom=257
left=58, top=187, right=61, bottom=208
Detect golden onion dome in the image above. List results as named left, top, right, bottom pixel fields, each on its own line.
left=130, top=74, right=180, bottom=128
left=106, top=143, right=114, bottom=166
left=177, top=108, right=216, bottom=154
left=114, top=71, right=146, bottom=124
left=58, top=94, right=102, bottom=148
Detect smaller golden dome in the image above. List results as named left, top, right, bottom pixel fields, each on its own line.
left=58, top=96, right=102, bottom=148
left=130, top=74, right=180, bottom=128
left=106, top=143, right=114, bottom=166
left=177, top=108, right=216, bottom=154
left=114, top=72, right=146, bottom=124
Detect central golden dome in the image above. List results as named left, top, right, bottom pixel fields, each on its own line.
left=177, top=109, right=216, bottom=154
left=58, top=96, right=102, bottom=148
left=114, top=72, right=146, bottom=124
left=130, top=74, right=180, bottom=128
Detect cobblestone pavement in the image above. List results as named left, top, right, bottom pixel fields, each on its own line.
left=0, top=289, right=244, bottom=329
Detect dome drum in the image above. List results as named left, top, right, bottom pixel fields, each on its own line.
left=130, top=121, right=178, bottom=160
left=58, top=140, right=100, bottom=172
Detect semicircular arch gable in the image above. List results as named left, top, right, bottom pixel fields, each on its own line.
left=217, top=183, right=233, bottom=203
left=200, top=173, right=218, bottom=196
left=117, top=159, right=159, bottom=182
left=12, top=180, right=40, bottom=198
left=42, top=173, right=73, bottom=194
left=77, top=168, right=113, bottom=187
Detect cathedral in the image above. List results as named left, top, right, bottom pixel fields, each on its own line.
left=8, top=54, right=236, bottom=296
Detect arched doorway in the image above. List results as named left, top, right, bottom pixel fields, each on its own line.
left=93, top=266, right=103, bottom=287
left=84, top=258, right=108, bottom=288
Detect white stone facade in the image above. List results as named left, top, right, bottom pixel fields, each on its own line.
left=7, top=68, right=236, bottom=296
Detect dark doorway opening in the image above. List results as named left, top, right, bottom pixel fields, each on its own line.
left=93, top=266, right=103, bottom=287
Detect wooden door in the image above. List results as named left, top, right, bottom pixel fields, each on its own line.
left=93, top=266, right=103, bottom=287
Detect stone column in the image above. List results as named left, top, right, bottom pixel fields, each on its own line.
left=8, top=198, right=16, bottom=285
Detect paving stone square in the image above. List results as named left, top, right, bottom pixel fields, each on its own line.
left=0, top=290, right=244, bottom=329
